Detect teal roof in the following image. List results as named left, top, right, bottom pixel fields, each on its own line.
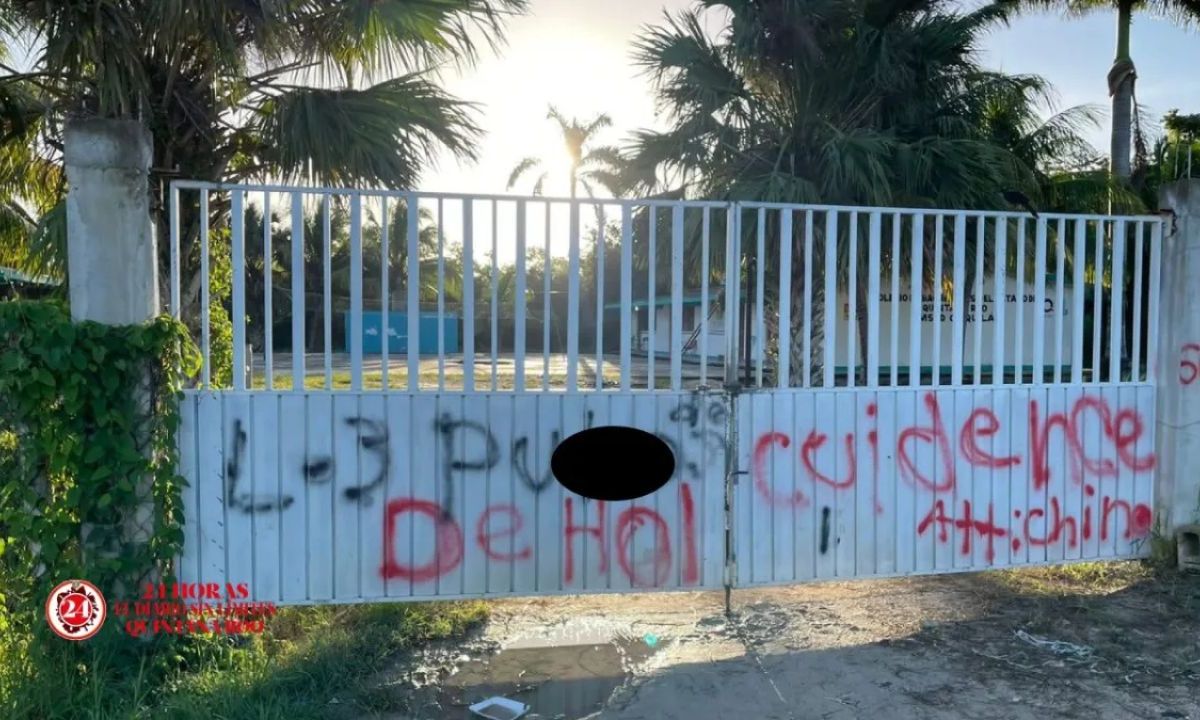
left=0, top=266, right=57, bottom=286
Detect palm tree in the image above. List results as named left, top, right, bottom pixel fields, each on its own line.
left=1161, top=109, right=1200, bottom=180
left=506, top=106, right=623, bottom=199
left=237, top=200, right=455, bottom=354
left=1005, top=0, right=1200, bottom=181
left=0, top=0, right=527, bottom=323
left=0, top=73, right=62, bottom=275
left=626, top=0, right=1101, bottom=385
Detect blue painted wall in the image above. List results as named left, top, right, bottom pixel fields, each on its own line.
left=345, top=312, right=459, bottom=354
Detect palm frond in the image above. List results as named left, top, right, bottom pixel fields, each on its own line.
left=546, top=105, right=571, bottom=134
left=20, top=199, right=65, bottom=278
left=506, top=156, right=542, bottom=190
left=294, top=0, right=529, bottom=80
left=580, top=145, right=624, bottom=168
left=583, top=113, right=612, bottom=136
left=247, top=73, right=479, bottom=188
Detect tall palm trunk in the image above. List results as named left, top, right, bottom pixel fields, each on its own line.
left=784, top=236, right=826, bottom=387
left=761, top=224, right=826, bottom=387
left=855, top=270, right=869, bottom=385
left=1108, top=0, right=1136, bottom=181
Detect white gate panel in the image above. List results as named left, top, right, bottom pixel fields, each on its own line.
left=178, top=391, right=728, bottom=603
left=735, top=385, right=1158, bottom=586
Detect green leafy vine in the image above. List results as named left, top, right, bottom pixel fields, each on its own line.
left=0, top=301, right=200, bottom=639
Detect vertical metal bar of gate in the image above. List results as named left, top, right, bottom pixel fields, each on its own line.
left=463, top=201, right=476, bottom=392
left=671, top=205, right=684, bottom=390
left=199, top=189, right=211, bottom=387
left=778, top=208, right=793, bottom=389
left=701, top=208, right=712, bottom=387
left=620, top=206, right=633, bottom=392
left=231, top=190, right=246, bottom=390
left=725, top=203, right=741, bottom=386
left=950, top=215, right=966, bottom=386
left=349, top=194, right=363, bottom=391
left=380, top=197, right=390, bottom=391
left=289, top=192, right=305, bottom=390
left=169, top=185, right=180, bottom=319
left=515, top=202, right=527, bottom=392
left=824, top=210, right=838, bottom=388
left=406, top=194, right=419, bottom=392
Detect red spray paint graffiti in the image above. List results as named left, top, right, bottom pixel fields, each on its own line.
left=563, top=484, right=700, bottom=587
left=615, top=508, right=672, bottom=587
left=681, top=482, right=699, bottom=585
left=917, top=499, right=1007, bottom=563
left=917, top=494, right=1154, bottom=564
left=1030, top=397, right=1156, bottom=490
left=896, top=394, right=958, bottom=492
left=753, top=432, right=810, bottom=507
left=1102, top=497, right=1154, bottom=540
left=380, top=499, right=465, bottom=582
left=1023, top=497, right=1078, bottom=548
left=1180, top=343, right=1200, bottom=385
left=751, top=391, right=1155, bottom=564
left=800, top=431, right=857, bottom=489
left=959, top=408, right=1021, bottom=469
left=563, top=496, right=608, bottom=583
left=753, top=392, right=1155, bottom=501
left=382, top=484, right=700, bottom=587
left=476, top=505, right=532, bottom=562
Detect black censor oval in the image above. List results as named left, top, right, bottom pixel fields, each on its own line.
left=550, top=427, right=676, bottom=501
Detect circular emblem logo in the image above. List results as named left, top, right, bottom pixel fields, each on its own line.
left=45, top=579, right=106, bottom=641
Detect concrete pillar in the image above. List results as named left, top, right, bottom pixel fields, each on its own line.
left=1156, top=179, right=1200, bottom=550
left=65, top=118, right=158, bottom=324
left=64, top=119, right=160, bottom=584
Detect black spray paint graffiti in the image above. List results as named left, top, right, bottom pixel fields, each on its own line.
left=819, top=507, right=832, bottom=555
left=659, top=395, right=726, bottom=482
left=434, top=411, right=596, bottom=515
left=301, top=417, right=391, bottom=504
left=226, top=416, right=389, bottom=513
left=224, top=420, right=295, bottom=513
left=435, top=414, right=501, bottom=517
left=669, top=395, right=728, bottom=428
left=223, top=401, right=721, bottom=517
left=511, top=411, right=595, bottom=493
left=512, top=432, right=558, bottom=492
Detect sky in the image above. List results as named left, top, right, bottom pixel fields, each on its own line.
left=422, top=0, right=1200, bottom=197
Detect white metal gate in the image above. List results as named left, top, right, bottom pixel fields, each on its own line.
left=170, top=183, right=1164, bottom=604
left=178, top=391, right=728, bottom=601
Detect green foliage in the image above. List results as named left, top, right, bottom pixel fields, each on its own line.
left=2, top=598, right=487, bottom=719
left=204, top=228, right=234, bottom=387
left=0, top=300, right=200, bottom=713
left=625, top=0, right=1086, bottom=208
left=1164, top=110, right=1200, bottom=139
left=507, top=105, right=624, bottom=198
left=149, top=602, right=488, bottom=719
left=0, top=0, right=528, bottom=328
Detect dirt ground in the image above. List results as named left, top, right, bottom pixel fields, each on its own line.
left=373, top=563, right=1200, bottom=720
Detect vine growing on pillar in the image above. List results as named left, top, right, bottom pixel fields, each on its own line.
left=0, top=301, right=200, bottom=639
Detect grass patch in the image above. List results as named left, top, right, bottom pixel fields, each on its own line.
left=991, top=560, right=1156, bottom=596
left=1, top=601, right=488, bottom=720
left=248, top=369, right=622, bottom=392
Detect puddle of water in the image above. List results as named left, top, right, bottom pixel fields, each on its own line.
left=431, top=636, right=658, bottom=719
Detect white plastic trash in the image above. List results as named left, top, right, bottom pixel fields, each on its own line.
left=468, top=696, right=529, bottom=720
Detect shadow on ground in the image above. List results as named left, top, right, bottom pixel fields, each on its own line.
left=355, top=566, right=1200, bottom=720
